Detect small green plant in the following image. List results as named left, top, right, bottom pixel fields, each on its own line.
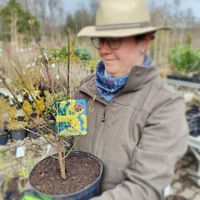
left=168, top=45, right=200, bottom=75
left=74, top=47, right=92, bottom=61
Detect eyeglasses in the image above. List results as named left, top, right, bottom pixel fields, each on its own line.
left=91, top=37, right=122, bottom=50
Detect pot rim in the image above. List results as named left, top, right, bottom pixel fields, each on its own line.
left=29, top=150, right=103, bottom=198
left=0, top=130, right=8, bottom=136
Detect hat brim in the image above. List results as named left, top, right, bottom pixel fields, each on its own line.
left=78, top=26, right=169, bottom=38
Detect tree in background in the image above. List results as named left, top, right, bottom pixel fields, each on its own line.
left=0, top=0, right=41, bottom=43
left=21, top=0, right=64, bottom=39
left=65, top=0, right=98, bottom=35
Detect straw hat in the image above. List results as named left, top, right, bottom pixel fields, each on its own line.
left=78, top=0, right=167, bottom=38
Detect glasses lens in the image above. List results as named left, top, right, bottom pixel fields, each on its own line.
left=91, top=38, right=122, bottom=50
left=107, top=38, right=121, bottom=50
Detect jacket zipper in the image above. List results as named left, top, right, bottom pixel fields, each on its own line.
left=94, top=104, right=110, bottom=156
left=79, top=87, right=111, bottom=156
left=101, top=109, right=108, bottom=122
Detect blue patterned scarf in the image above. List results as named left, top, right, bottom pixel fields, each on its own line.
left=95, top=55, right=152, bottom=103
left=95, top=61, right=128, bottom=102
left=143, top=55, right=152, bottom=68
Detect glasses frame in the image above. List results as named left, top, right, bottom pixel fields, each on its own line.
left=91, top=37, right=122, bottom=50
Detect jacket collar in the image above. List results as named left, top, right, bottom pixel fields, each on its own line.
left=79, top=65, right=158, bottom=105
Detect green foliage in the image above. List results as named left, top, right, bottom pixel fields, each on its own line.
left=0, top=0, right=41, bottom=42
left=47, top=46, right=69, bottom=62
left=46, top=45, right=92, bottom=63
left=74, top=47, right=92, bottom=61
left=59, top=46, right=69, bottom=58
left=168, top=45, right=200, bottom=74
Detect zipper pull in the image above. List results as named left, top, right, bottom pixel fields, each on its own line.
left=102, top=110, right=107, bottom=122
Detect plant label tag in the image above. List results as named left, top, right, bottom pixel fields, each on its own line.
left=16, top=146, right=25, bottom=158
left=46, top=144, right=51, bottom=154
left=55, top=99, right=87, bottom=136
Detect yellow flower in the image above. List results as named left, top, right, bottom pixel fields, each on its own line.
left=18, top=167, right=28, bottom=178
left=34, top=98, right=45, bottom=116
left=22, top=100, right=32, bottom=119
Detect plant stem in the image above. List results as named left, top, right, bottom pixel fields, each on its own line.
left=57, top=138, right=66, bottom=179
left=67, top=28, right=70, bottom=98
left=64, top=136, right=78, bottom=159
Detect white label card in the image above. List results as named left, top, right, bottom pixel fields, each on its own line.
left=46, top=144, right=52, bottom=154
left=16, top=146, right=25, bottom=158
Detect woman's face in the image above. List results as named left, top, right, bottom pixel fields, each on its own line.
left=98, top=36, right=147, bottom=77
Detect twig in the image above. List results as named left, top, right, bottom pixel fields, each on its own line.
left=67, top=28, right=70, bottom=98
left=64, top=136, right=79, bottom=160
left=11, top=63, right=42, bottom=115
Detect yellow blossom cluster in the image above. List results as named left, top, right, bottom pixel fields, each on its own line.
left=33, top=98, right=45, bottom=116
left=22, top=100, right=32, bottom=120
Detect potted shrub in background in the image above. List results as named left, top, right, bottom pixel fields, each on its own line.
left=0, top=126, right=9, bottom=145
left=7, top=120, right=28, bottom=141
left=0, top=97, right=9, bottom=145
left=26, top=120, right=38, bottom=139
left=168, top=44, right=200, bottom=83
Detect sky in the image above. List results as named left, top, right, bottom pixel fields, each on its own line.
left=61, top=0, right=200, bottom=19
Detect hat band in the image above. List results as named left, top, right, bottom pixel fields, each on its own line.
left=96, top=21, right=151, bottom=31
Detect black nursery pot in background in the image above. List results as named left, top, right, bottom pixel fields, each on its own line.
left=10, top=129, right=27, bottom=141
left=0, top=128, right=9, bottom=145
left=189, top=114, right=200, bottom=137
left=186, top=105, right=199, bottom=122
left=167, top=74, right=200, bottom=84
left=27, top=127, right=39, bottom=139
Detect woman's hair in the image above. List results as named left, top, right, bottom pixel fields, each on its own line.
left=134, top=32, right=155, bottom=43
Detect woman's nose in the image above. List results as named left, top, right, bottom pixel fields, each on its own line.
left=99, top=41, right=112, bottom=53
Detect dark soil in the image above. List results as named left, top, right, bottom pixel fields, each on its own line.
left=29, top=152, right=101, bottom=195
left=165, top=195, right=188, bottom=200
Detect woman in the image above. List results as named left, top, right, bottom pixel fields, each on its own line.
left=76, top=0, right=188, bottom=199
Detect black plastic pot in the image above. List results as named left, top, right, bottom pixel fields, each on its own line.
left=189, top=114, right=200, bottom=137
left=186, top=105, right=199, bottom=122
left=0, top=128, right=9, bottom=145
left=10, top=129, right=27, bottom=141
left=26, top=151, right=103, bottom=200
left=27, top=127, right=38, bottom=139
left=167, top=74, right=200, bottom=84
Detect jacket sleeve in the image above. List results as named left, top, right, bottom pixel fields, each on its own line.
left=90, top=95, right=189, bottom=200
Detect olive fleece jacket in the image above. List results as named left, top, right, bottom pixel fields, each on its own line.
left=75, top=65, right=189, bottom=200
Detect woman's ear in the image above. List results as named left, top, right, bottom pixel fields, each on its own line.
left=142, top=33, right=153, bottom=50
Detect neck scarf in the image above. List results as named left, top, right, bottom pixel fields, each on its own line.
left=95, top=55, right=152, bottom=102
left=95, top=61, right=128, bottom=103
left=143, top=55, right=152, bottom=68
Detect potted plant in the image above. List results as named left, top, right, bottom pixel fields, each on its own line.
left=23, top=98, right=103, bottom=200
left=0, top=124, right=9, bottom=145
left=26, top=120, right=38, bottom=139
left=0, top=37, right=103, bottom=199
left=168, top=44, right=200, bottom=83
left=26, top=115, right=46, bottom=139
left=7, top=120, right=28, bottom=141
left=0, top=97, right=9, bottom=145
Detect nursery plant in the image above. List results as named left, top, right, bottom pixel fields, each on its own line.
left=0, top=97, right=9, bottom=145
left=0, top=34, right=103, bottom=199
left=168, top=45, right=200, bottom=76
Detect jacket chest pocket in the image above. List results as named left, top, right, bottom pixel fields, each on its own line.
left=99, top=106, right=140, bottom=161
